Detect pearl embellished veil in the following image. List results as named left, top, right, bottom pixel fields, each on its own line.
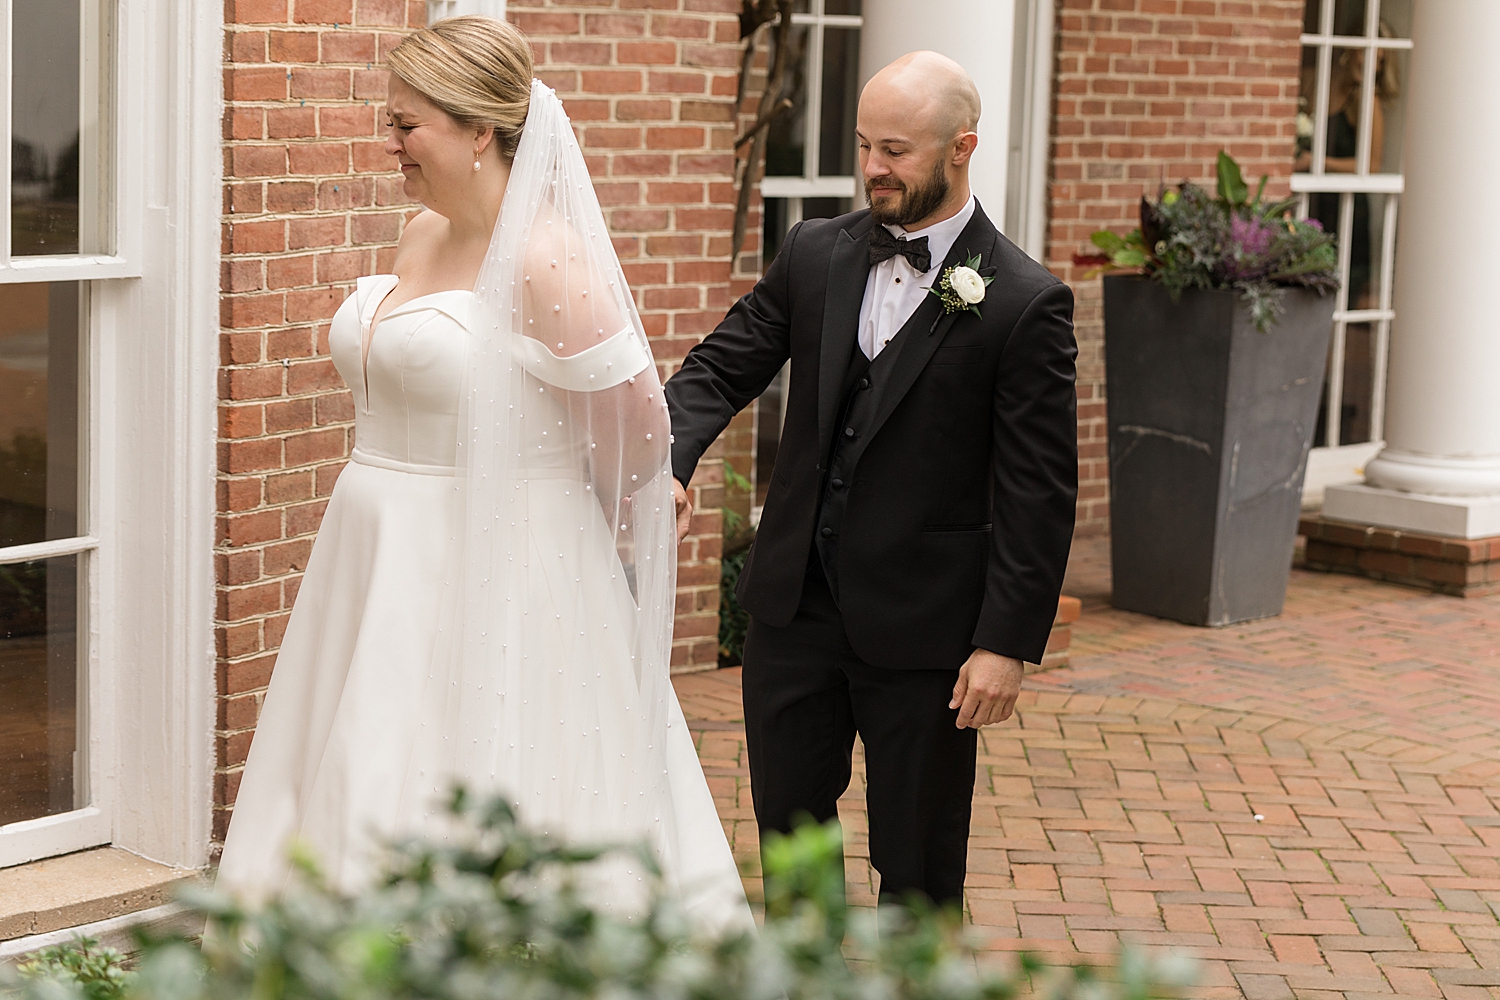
left=395, top=79, right=680, bottom=892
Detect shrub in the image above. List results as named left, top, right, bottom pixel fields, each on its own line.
left=4, top=792, right=1196, bottom=1000
left=12, top=939, right=132, bottom=1000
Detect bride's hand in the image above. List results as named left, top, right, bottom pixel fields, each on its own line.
left=673, top=479, right=693, bottom=543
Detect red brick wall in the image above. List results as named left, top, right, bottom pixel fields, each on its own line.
left=1046, top=0, right=1304, bottom=536
left=507, top=0, right=744, bottom=671
left=217, top=0, right=426, bottom=845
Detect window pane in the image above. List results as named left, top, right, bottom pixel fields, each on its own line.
left=1359, top=191, right=1391, bottom=310
left=818, top=27, right=860, bottom=178
left=765, top=24, right=811, bottom=178
left=13, top=0, right=83, bottom=255
left=761, top=197, right=791, bottom=265
left=1333, top=0, right=1365, bottom=36
left=0, top=283, right=81, bottom=547
left=1304, top=0, right=1324, bottom=33
left=801, top=197, right=850, bottom=219
left=1379, top=0, right=1412, bottom=37
left=0, top=554, right=83, bottom=825
left=1337, top=322, right=1376, bottom=445
left=825, top=0, right=862, bottom=14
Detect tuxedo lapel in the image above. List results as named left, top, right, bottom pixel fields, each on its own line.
left=864, top=204, right=1000, bottom=442
left=817, top=216, right=875, bottom=459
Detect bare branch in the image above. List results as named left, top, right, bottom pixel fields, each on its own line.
left=730, top=0, right=798, bottom=261
left=732, top=97, right=792, bottom=149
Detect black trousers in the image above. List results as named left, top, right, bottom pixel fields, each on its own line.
left=740, top=557, right=978, bottom=907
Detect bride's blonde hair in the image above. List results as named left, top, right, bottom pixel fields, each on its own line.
left=386, top=16, right=534, bottom=159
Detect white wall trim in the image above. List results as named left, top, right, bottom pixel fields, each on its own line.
left=100, top=0, right=219, bottom=869
left=1006, top=0, right=1054, bottom=261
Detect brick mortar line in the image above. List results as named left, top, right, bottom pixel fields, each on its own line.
left=1013, top=689, right=1500, bottom=779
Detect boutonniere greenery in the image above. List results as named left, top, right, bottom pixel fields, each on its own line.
left=927, top=252, right=992, bottom=321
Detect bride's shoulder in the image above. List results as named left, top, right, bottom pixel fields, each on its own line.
left=395, top=209, right=447, bottom=255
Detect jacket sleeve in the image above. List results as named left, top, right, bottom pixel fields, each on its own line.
left=664, top=222, right=802, bottom=487
left=971, top=281, right=1079, bottom=664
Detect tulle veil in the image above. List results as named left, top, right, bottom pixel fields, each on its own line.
left=394, top=79, right=681, bottom=898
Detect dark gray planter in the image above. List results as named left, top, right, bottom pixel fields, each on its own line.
left=1102, top=274, right=1335, bottom=626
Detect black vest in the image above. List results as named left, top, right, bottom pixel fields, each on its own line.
left=813, top=331, right=908, bottom=597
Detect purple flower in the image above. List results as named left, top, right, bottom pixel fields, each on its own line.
left=1304, top=218, right=1323, bottom=231
left=1230, top=215, right=1274, bottom=257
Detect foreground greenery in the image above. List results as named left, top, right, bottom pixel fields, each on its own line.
left=6, top=792, right=1195, bottom=1000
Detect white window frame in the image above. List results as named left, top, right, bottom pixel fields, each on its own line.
left=0, top=0, right=218, bottom=871
left=427, top=0, right=506, bottom=23
left=1296, top=0, right=1412, bottom=503
left=758, top=2, right=863, bottom=207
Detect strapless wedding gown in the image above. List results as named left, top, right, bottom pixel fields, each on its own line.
left=217, top=275, right=751, bottom=932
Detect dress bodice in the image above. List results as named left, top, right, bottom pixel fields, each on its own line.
left=326, top=276, right=560, bottom=476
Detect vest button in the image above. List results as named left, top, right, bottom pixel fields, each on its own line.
left=859, top=378, right=871, bottom=390
left=843, top=426, right=856, bottom=438
left=831, top=478, right=844, bottom=489
left=820, top=527, right=834, bottom=538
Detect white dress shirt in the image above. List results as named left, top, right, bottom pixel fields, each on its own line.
left=857, top=195, right=976, bottom=360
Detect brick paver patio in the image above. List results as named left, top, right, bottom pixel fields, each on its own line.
left=674, top=537, right=1500, bottom=999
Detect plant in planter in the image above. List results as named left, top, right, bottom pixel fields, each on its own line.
left=1077, top=153, right=1339, bottom=626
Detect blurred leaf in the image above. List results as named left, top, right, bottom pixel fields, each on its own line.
left=1216, top=151, right=1248, bottom=206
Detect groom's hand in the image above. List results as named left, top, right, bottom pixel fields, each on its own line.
left=672, top=478, right=693, bottom=543
left=950, top=649, right=1025, bottom=729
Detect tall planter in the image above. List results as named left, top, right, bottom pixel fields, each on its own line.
left=1103, top=274, right=1335, bottom=626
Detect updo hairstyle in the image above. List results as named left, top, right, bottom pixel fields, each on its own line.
left=386, top=16, right=534, bottom=159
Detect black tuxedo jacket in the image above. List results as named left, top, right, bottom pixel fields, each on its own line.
left=664, top=202, right=1077, bottom=669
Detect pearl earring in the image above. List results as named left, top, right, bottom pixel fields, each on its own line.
left=473, top=159, right=482, bottom=172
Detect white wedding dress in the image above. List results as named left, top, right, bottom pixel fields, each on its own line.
left=217, top=282, right=750, bottom=929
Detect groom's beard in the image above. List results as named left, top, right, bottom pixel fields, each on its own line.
left=865, top=159, right=950, bottom=228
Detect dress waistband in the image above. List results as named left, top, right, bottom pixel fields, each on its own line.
left=350, top=448, right=588, bottom=482
left=351, top=448, right=457, bottom=477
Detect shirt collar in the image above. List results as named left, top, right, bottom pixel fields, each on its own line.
left=883, top=195, right=976, bottom=274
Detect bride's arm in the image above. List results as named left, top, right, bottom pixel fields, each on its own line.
left=519, top=230, right=669, bottom=496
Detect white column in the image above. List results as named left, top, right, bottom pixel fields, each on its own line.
left=1322, top=0, right=1500, bottom=538
left=857, top=0, right=1016, bottom=227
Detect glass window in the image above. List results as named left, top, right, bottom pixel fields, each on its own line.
left=0, top=282, right=86, bottom=828
left=1296, top=0, right=1410, bottom=457
left=765, top=25, right=812, bottom=178
left=754, top=0, right=862, bottom=510
left=0, top=554, right=83, bottom=825
left=0, top=1, right=104, bottom=855
left=9, top=0, right=109, bottom=259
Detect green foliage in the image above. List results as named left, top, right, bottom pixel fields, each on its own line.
left=718, top=545, right=750, bottom=666
left=1082, top=151, right=1339, bottom=332
left=4, top=794, right=1197, bottom=1000
left=11, top=939, right=133, bottom=1000
left=718, top=459, right=755, bottom=667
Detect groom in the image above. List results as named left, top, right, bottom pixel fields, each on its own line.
left=664, top=51, right=1077, bottom=908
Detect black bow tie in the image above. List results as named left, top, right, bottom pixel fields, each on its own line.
left=868, top=226, right=932, bottom=272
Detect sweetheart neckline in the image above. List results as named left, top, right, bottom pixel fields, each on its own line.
left=360, top=279, right=474, bottom=410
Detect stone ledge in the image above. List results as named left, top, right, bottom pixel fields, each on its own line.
left=0, top=847, right=202, bottom=943
left=1029, top=595, right=1082, bottom=673
left=1299, top=514, right=1500, bottom=597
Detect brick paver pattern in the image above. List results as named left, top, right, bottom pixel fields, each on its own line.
left=674, top=540, right=1500, bottom=999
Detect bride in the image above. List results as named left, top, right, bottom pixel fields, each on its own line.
left=216, top=15, right=751, bottom=932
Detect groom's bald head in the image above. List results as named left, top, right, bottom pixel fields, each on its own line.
left=856, top=51, right=980, bottom=229
left=861, top=51, right=981, bottom=144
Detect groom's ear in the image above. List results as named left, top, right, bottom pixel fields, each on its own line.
left=951, top=131, right=978, bottom=167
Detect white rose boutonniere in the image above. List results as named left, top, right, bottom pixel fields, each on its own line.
left=948, top=265, right=987, bottom=305
left=927, top=252, right=994, bottom=327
